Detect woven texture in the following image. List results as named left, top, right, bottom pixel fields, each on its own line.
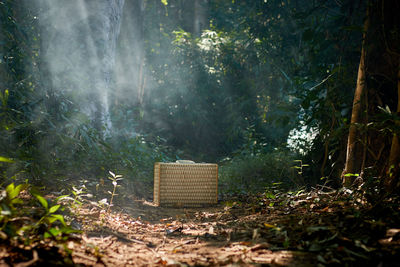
left=154, top=162, right=218, bottom=207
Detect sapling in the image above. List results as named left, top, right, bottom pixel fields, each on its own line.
left=106, top=171, right=123, bottom=213
left=293, top=160, right=309, bottom=175
left=71, top=184, right=87, bottom=208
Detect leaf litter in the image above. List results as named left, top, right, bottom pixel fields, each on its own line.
left=1, top=186, right=400, bottom=266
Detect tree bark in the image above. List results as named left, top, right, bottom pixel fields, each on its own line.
left=342, top=0, right=400, bottom=192
left=342, top=5, right=369, bottom=186
left=385, top=68, right=400, bottom=191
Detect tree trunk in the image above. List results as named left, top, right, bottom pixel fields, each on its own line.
left=115, top=0, right=145, bottom=107
left=342, top=0, right=400, bottom=192
left=342, top=5, right=369, bottom=186
left=385, top=68, right=400, bottom=191
left=39, top=0, right=125, bottom=134
left=194, top=0, right=208, bottom=37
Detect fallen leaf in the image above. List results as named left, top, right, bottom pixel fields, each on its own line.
left=320, top=206, right=332, bottom=212
left=264, top=223, right=275, bottom=228
left=209, top=226, right=214, bottom=235
left=250, top=243, right=270, bottom=251
left=386, top=229, right=400, bottom=237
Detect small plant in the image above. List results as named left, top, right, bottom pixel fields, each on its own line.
left=97, top=198, right=109, bottom=209
left=71, top=184, right=90, bottom=208
left=0, top=182, right=77, bottom=242
left=3, top=182, right=28, bottom=208
left=0, top=182, right=29, bottom=236
left=292, top=160, right=309, bottom=175
left=106, top=171, right=123, bottom=213
left=343, top=173, right=360, bottom=178
left=31, top=192, right=69, bottom=239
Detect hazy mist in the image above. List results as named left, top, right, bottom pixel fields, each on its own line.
left=38, top=0, right=125, bottom=134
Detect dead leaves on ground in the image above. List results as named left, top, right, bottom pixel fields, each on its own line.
left=1, top=188, right=400, bottom=266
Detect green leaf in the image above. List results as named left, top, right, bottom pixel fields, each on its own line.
left=265, top=192, right=275, bottom=199
left=0, top=89, right=8, bottom=107
left=344, top=173, right=359, bottom=177
left=55, top=195, right=70, bottom=202
left=8, top=184, right=28, bottom=200
left=5, top=183, right=15, bottom=198
left=50, top=214, right=66, bottom=226
left=49, top=204, right=60, bottom=214
left=0, top=156, right=14, bottom=163
left=60, top=227, right=82, bottom=234
left=48, top=227, right=62, bottom=236
left=15, top=183, right=28, bottom=193
left=47, top=216, right=59, bottom=224
left=283, top=236, right=290, bottom=248
left=161, top=0, right=168, bottom=6
left=17, top=225, right=32, bottom=235
left=44, top=232, right=52, bottom=239
left=10, top=198, right=23, bottom=205
left=35, top=194, right=48, bottom=210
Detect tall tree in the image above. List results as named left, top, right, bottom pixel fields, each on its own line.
left=342, top=0, right=400, bottom=190
left=39, top=0, right=125, bottom=134
left=342, top=3, right=369, bottom=186
left=385, top=57, right=400, bottom=191
left=115, top=0, right=145, bottom=106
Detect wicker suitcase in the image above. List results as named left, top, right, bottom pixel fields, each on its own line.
left=153, top=162, right=218, bottom=207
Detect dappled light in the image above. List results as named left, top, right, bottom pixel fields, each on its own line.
left=0, top=0, right=399, bottom=266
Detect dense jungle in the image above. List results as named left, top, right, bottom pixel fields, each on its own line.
left=0, top=0, right=400, bottom=266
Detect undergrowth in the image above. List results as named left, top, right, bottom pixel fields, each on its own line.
left=0, top=182, right=78, bottom=245
left=218, top=149, right=303, bottom=196
left=0, top=168, right=126, bottom=248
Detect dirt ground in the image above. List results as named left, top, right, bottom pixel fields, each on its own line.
left=66, top=198, right=317, bottom=266
left=1, top=189, right=400, bottom=266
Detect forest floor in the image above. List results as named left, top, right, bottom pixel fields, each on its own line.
left=1, top=186, right=400, bottom=266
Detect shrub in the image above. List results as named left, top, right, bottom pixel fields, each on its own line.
left=219, top=150, right=300, bottom=196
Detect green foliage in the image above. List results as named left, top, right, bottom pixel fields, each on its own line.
left=71, top=184, right=89, bottom=207
left=0, top=156, right=14, bottom=163
left=0, top=0, right=374, bottom=197
left=30, top=191, right=70, bottom=239
left=136, top=0, right=301, bottom=161
left=286, top=1, right=364, bottom=183
left=292, top=160, right=310, bottom=175
left=219, top=150, right=298, bottom=195
left=0, top=182, right=77, bottom=243
left=2, top=182, right=28, bottom=209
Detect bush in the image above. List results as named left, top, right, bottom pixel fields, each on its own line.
left=219, top=150, right=300, bottom=196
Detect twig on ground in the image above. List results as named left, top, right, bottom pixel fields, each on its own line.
left=14, top=250, right=38, bottom=267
